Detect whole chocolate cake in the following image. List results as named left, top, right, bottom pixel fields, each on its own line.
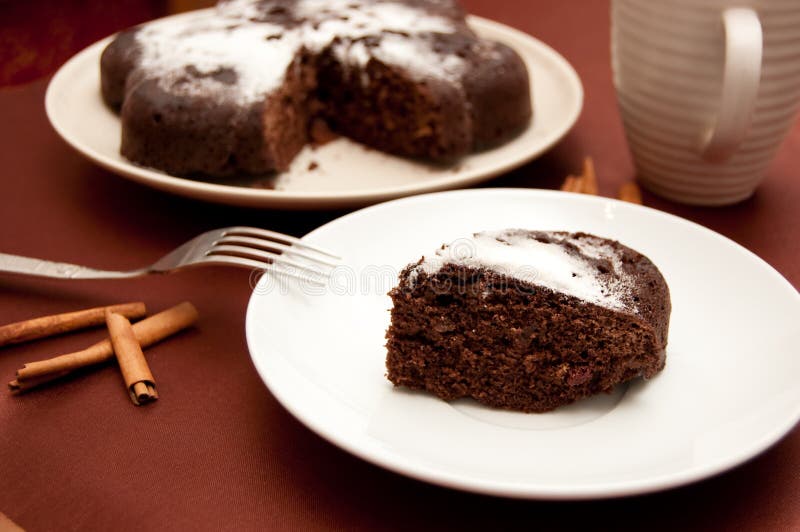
left=100, top=0, right=532, bottom=178
left=385, top=230, right=671, bottom=413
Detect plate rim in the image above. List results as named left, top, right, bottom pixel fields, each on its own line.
left=44, top=12, right=583, bottom=209
left=245, top=188, right=800, bottom=500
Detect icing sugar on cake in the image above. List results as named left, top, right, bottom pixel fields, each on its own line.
left=133, top=0, right=468, bottom=103
left=134, top=10, right=296, bottom=102
left=413, top=229, right=636, bottom=312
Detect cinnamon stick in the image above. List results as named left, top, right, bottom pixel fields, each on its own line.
left=579, top=157, right=598, bottom=195
left=560, top=175, right=579, bottom=192
left=618, top=181, right=643, bottom=204
left=0, top=302, right=146, bottom=347
left=10, top=302, right=198, bottom=392
left=8, top=371, right=70, bottom=395
left=106, top=311, right=158, bottom=405
left=559, top=157, right=599, bottom=195
left=0, top=511, right=24, bottom=532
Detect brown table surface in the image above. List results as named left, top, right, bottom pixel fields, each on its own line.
left=1, top=1, right=799, bottom=530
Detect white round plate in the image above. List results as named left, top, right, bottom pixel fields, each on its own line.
left=246, top=189, right=800, bottom=499
left=45, top=12, right=582, bottom=209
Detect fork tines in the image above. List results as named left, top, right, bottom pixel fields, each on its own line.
left=208, top=227, right=340, bottom=286
left=222, top=227, right=338, bottom=258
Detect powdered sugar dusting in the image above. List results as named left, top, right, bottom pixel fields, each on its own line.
left=134, top=10, right=298, bottom=102
left=370, top=34, right=465, bottom=80
left=296, top=0, right=456, bottom=41
left=132, top=0, right=467, bottom=103
left=414, top=230, right=635, bottom=312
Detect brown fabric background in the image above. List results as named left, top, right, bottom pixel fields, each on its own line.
left=1, top=1, right=798, bottom=530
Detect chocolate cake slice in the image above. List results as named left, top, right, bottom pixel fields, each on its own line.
left=385, top=230, right=671, bottom=413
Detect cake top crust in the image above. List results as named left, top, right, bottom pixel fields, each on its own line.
left=129, top=0, right=486, bottom=104
left=410, top=230, right=658, bottom=313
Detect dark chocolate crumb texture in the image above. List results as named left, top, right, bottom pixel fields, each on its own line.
left=385, top=230, right=671, bottom=413
left=101, top=0, right=531, bottom=178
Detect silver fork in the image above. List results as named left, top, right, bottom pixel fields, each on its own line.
left=0, top=226, right=338, bottom=284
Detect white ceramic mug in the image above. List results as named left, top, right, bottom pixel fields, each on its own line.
left=612, top=0, right=800, bottom=205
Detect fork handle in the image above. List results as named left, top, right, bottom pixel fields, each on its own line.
left=0, top=253, right=142, bottom=279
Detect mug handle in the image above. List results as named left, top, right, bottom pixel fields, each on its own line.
left=700, top=7, right=762, bottom=163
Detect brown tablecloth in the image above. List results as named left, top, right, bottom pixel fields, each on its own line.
left=1, top=1, right=798, bottom=530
